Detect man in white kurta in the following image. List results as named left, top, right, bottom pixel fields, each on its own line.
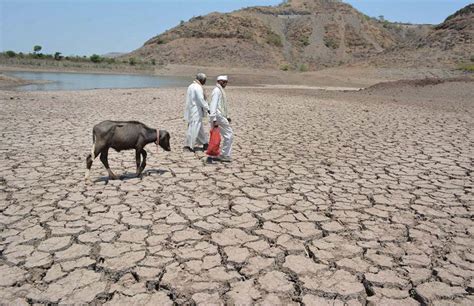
left=184, top=73, right=209, bottom=152
left=209, top=75, right=233, bottom=162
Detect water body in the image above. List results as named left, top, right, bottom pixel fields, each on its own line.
left=5, top=71, right=189, bottom=91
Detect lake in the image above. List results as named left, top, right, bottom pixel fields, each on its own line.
left=4, top=71, right=189, bottom=91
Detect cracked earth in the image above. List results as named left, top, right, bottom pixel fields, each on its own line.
left=0, top=81, right=473, bottom=305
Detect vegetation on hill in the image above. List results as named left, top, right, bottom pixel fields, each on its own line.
left=127, top=0, right=472, bottom=71
left=125, top=0, right=408, bottom=70
left=370, top=3, right=473, bottom=68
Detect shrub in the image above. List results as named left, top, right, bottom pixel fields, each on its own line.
left=129, top=57, right=137, bottom=66
left=90, top=54, right=103, bottom=63
left=324, top=37, right=338, bottom=49
left=5, top=50, right=16, bottom=57
left=267, top=32, right=283, bottom=47
left=458, top=63, right=474, bottom=72
left=280, top=64, right=290, bottom=71
left=54, top=52, right=62, bottom=60
left=300, top=36, right=310, bottom=46
left=299, top=63, right=308, bottom=72
left=470, top=55, right=474, bottom=62
left=151, top=59, right=156, bottom=65
left=105, top=58, right=116, bottom=64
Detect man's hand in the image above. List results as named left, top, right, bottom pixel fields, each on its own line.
left=227, top=118, right=232, bottom=123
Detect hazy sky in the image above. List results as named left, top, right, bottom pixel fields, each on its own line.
left=1, top=0, right=471, bottom=56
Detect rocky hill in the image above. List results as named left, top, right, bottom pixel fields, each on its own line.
left=125, top=0, right=473, bottom=70
left=369, top=4, right=473, bottom=67
left=422, top=4, right=473, bottom=55
left=126, top=0, right=409, bottom=70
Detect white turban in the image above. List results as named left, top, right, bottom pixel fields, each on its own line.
left=217, top=75, right=228, bottom=81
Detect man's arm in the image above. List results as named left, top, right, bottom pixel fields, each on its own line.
left=209, top=88, right=220, bottom=125
left=194, top=86, right=209, bottom=112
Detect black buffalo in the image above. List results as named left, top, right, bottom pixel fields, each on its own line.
left=86, top=120, right=170, bottom=180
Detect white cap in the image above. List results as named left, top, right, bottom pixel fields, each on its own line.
left=217, top=75, right=228, bottom=81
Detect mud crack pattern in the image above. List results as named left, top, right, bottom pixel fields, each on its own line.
left=0, top=87, right=473, bottom=305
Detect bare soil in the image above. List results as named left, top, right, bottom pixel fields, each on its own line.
left=0, top=75, right=472, bottom=305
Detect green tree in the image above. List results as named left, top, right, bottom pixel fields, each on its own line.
left=5, top=50, right=17, bottom=57
left=33, top=45, right=42, bottom=54
left=90, top=54, right=103, bottom=63
left=129, top=57, right=137, bottom=66
left=54, top=52, right=62, bottom=60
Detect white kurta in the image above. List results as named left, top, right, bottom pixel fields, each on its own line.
left=184, top=81, right=209, bottom=148
left=210, top=84, right=233, bottom=157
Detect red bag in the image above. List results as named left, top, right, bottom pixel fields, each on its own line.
left=207, top=127, right=221, bottom=156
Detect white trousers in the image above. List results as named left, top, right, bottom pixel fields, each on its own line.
left=185, top=119, right=207, bottom=148
left=215, top=116, right=233, bottom=157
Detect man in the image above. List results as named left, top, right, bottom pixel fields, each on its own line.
left=209, top=75, right=233, bottom=162
left=184, top=73, right=209, bottom=152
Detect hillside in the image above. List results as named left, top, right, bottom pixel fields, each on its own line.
left=125, top=1, right=473, bottom=70
left=369, top=4, right=473, bottom=67
left=126, top=0, right=407, bottom=70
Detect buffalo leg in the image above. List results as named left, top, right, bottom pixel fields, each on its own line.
left=135, top=149, right=142, bottom=176
left=86, top=154, right=93, bottom=180
left=100, top=149, right=117, bottom=179
left=139, top=149, right=147, bottom=175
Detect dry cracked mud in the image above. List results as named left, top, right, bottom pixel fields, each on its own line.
left=0, top=82, right=473, bottom=305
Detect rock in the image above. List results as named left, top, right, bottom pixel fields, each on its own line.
left=365, top=270, right=409, bottom=288
left=283, top=255, right=327, bottom=274
left=211, top=228, right=259, bottom=246
left=224, top=246, right=250, bottom=263
left=415, top=281, right=466, bottom=304
left=302, top=270, right=366, bottom=299
left=37, top=236, right=71, bottom=252
left=30, top=269, right=104, bottom=303
left=192, top=292, right=222, bottom=305
left=226, top=280, right=262, bottom=304
left=105, top=292, right=173, bottom=305
left=258, top=271, right=294, bottom=293
left=0, top=265, right=28, bottom=286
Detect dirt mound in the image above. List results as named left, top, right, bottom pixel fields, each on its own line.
left=125, top=0, right=400, bottom=70
left=364, top=76, right=474, bottom=91
left=0, top=74, right=33, bottom=88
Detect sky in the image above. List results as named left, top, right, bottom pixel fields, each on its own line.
left=1, top=0, right=472, bottom=56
